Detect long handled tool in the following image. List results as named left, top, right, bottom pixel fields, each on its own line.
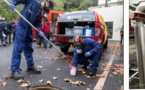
left=4, top=0, right=72, bottom=68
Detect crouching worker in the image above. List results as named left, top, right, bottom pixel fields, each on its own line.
left=9, top=0, right=53, bottom=80
left=70, top=36, right=103, bottom=76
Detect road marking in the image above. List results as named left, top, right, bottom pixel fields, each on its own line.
left=94, top=42, right=119, bottom=90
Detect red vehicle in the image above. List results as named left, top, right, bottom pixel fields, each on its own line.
left=53, top=10, right=108, bottom=53
left=32, top=10, right=64, bottom=40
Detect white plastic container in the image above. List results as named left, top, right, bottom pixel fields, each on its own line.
left=70, top=66, right=76, bottom=76
left=65, top=28, right=73, bottom=35
left=73, top=26, right=84, bottom=36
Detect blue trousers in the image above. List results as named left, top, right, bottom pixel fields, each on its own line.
left=43, top=33, right=52, bottom=48
left=10, top=26, right=34, bottom=72
left=72, top=52, right=101, bottom=71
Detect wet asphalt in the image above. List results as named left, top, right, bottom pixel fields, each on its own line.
left=0, top=40, right=123, bottom=90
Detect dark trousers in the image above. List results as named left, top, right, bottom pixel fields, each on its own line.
left=120, top=35, right=123, bottom=46
left=72, top=52, right=101, bottom=71
left=13, top=33, right=15, bottom=43
left=6, top=32, right=11, bottom=43
left=43, top=33, right=52, bottom=48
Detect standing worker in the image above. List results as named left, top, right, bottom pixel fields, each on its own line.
left=5, top=20, right=12, bottom=44
left=9, top=0, right=53, bottom=80
left=70, top=36, right=103, bottom=76
left=120, top=25, right=124, bottom=46
left=42, top=18, right=52, bottom=48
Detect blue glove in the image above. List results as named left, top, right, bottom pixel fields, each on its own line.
left=85, top=52, right=91, bottom=57
left=39, top=31, right=44, bottom=37
left=9, top=3, right=15, bottom=10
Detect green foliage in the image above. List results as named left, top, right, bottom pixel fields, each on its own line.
left=53, top=0, right=64, bottom=11
left=0, top=0, right=99, bottom=22
left=0, top=0, right=23, bottom=23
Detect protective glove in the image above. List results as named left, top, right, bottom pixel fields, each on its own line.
left=39, top=31, right=44, bottom=37
left=2, top=33, right=6, bottom=37
left=9, top=3, right=15, bottom=10
left=85, top=52, right=91, bottom=57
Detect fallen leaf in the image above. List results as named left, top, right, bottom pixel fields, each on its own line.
left=120, top=86, right=123, bottom=90
left=103, top=68, right=110, bottom=71
left=115, top=64, right=123, bottom=68
left=75, top=81, right=80, bottom=86
left=109, top=74, right=113, bottom=77
left=70, top=81, right=75, bottom=85
left=4, top=75, right=9, bottom=80
left=54, top=57, right=59, bottom=60
left=82, top=81, right=86, bottom=85
left=110, top=67, right=117, bottom=71
left=96, top=74, right=105, bottom=78
left=41, top=61, right=45, bottom=64
left=56, top=68, right=61, bottom=71
left=45, top=57, right=49, bottom=58
left=77, top=69, right=86, bottom=74
left=0, top=79, right=3, bottom=82
left=86, top=76, right=91, bottom=79
left=17, top=79, right=24, bottom=83
left=43, top=68, right=47, bottom=71
left=82, top=71, right=86, bottom=74
left=87, top=88, right=91, bottom=90
left=119, top=79, right=123, bottom=83
left=113, top=71, right=117, bottom=75
left=26, top=80, right=31, bottom=85
left=1, top=82, right=6, bottom=87
left=37, top=66, right=43, bottom=69
left=64, top=78, right=71, bottom=82
left=46, top=81, right=52, bottom=85
left=53, top=77, right=58, bottom=80
left=100, top=74, right=105, bottom=78
left=39, top=79, right=44, bottom=82
left=101, top=63, right=107, bottom=67
left=21, top=83, right=29, bottom=87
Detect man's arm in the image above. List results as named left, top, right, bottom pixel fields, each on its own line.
left=88, top=39, right=103, bottom=55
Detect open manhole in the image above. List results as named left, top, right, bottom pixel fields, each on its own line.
left=28, top=85, right=61, bottom=90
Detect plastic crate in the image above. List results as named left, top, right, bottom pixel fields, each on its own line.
left=73, top=26, right=84, bottom=36
left=65, top=28, right=73, bottom=35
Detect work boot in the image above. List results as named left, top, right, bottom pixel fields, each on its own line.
left=82, top=62, right=90, bottom=70
left=27, top=67, right=41, bottom=74
left=88, top=70, right=97, bottom=76
left=82, top=65, right=88, bottom=70
left=11, top=71, right=24, bottom=80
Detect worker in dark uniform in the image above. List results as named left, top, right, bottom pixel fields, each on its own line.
left=70, top=36, right=103, bottom=76
left=9, top=0, right=53, bottom=79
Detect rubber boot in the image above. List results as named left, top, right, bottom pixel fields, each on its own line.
left=88, top=70, right=97, bottom=76
left=27, top=67, right=41, bottom=74
left=11, top=71, right=24, bottom=80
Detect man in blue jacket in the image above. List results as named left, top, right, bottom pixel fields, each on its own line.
left=70, top=36, right=103, bottom=76
left=9, top=0, right=53, bottom=79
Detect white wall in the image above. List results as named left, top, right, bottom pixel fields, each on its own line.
left=92, top=5, right=123, bottom=40
left=98, top=0, right=119, bottom=5
left=129, top=0, right=142, bottom=5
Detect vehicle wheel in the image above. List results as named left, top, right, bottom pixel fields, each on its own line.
left=103, top=38, right=108, bottom=49
left=60, top=44, right=70, bottom=53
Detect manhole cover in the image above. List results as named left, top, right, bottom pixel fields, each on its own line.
left=28, top=85, right=61, bottom=90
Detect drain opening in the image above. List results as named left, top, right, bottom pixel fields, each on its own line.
left=28, top=85, right=61, bottom=90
